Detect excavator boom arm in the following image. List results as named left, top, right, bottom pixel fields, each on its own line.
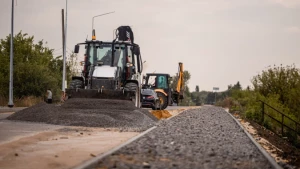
left=176, top=62, right=184, bottom=99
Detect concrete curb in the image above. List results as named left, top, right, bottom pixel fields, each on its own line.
left=72, top=125, right=157, bottom=169
left=224, top=108, right=283, bottom=169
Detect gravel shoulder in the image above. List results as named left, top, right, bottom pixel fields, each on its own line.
left=93, top=106, right=275, bottom=169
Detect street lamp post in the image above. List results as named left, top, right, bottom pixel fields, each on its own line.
left=91, top=11, right=115, bottom=40
left=8, top=0, right=14, bottom=107
left=62, top=0, right=68, bottom=95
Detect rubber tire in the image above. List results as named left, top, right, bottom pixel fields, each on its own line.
left=152, top=100, right=161, bottom=110
left=151, top=106, right=156, bottom=110
left=157, top=92, right=168, bottom=110
left=69, top=79, right=83, bottom=89
left=125, top=82, right=141, bottom=108
left=124, top=82, right=137, bottom=91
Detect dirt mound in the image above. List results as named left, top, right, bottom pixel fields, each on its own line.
left=150, top=110, right=172, bottom=119
left=7, top=98, right=158, bottom=132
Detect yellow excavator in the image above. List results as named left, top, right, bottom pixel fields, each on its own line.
left=142, top=62, right=184, bottom=110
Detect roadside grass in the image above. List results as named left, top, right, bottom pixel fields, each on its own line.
left=0, top=96, right=44, bottom=107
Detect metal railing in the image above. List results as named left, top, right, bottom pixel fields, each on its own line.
left=259, top=100, right=300, bottom=137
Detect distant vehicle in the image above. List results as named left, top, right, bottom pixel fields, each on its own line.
left=141, top=86, right=161, bottom=110
left=142, top=62, right=184, bottom=110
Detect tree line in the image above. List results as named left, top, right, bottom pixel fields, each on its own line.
left=0, top=32, right=75, bottom=105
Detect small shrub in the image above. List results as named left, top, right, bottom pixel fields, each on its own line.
left=263, top=118, right=272, bottom=130
left=245, top=110, right=253, bottom=119
left=285, top=130, right=299, bottom=146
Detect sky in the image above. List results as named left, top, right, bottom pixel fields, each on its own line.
left=0, top=0, right=300, bottom=92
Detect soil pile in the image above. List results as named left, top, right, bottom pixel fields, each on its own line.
left=7, top=98, right=158, bottom=132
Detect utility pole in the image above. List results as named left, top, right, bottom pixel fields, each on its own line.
left=61, top=8, right=65, bottom=101
left=62, top=9, right=65, bottom=56
left=62, top=0, right=67, bottom=99
left=8, top=0, right=14, bottom=108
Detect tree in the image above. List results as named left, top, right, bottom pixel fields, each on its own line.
left=0, top=31, right=75, bottom=100
left=195, top=95, right=201, bottom=106
left=233, top=81, right=242, bottom=90
left=252, top=64, right=300, bottom=121
left=246, top=86, right=250, bottom=90
left=67, top=52, right=79, bottom=77
left=195, top=85, right=199, bottom=92
left=252, top=64, right=300, bottom=104
left=205, top=92, right=215, bottom=104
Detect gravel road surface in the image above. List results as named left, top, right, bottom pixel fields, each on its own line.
left=93, top=106, right=275, bottom=169
left=7, top=98, right=158, bottom=132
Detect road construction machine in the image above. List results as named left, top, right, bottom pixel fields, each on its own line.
left=65, top=26, right=143, bottom=108
left=142, top=62, right=184, bottom=110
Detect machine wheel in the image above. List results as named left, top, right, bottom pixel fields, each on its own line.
left=152, top=100, right=161, bottom=110
left=124, top=82, right=137, bottom=91
left=157, top=92, right=168, bottom=110
left=125, top=82, right=141, bottom=108
left=69, top=79, right=83, bottom=89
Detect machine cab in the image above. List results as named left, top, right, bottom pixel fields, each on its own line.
left=74, top=41, right=143, bottom=89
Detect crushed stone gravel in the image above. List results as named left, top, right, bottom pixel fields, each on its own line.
left=93, top=106, right=275, bottom=169
left=7, top=98, right=158, bottom=132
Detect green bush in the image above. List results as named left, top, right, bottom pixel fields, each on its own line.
left=0, top=31, right=76, bottom=105
left=263, top=118, right=272, bottom=130
left=219, top=64, right=300, bottom=146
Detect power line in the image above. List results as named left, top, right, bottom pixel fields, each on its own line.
left=67, top=47, right=73, bottom=52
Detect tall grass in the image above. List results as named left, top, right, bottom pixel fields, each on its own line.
left=0, top=96, right=44, bottom=107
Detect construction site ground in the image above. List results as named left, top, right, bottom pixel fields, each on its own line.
left=0, top=102, right=298, bottom=169
left=0, top=103, right=196, bottom=169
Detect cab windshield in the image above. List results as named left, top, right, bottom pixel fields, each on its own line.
left=88, top=44, right=112, bottom=65
left=146, top=75, right=168, bottom=89
left=87, top=43, right=125, bottom=67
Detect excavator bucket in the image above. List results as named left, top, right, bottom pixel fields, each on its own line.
left=65, top=89, right=135, bottom=100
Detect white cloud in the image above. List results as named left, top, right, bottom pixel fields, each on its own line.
left=268, top=0, right=300, bottom=8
